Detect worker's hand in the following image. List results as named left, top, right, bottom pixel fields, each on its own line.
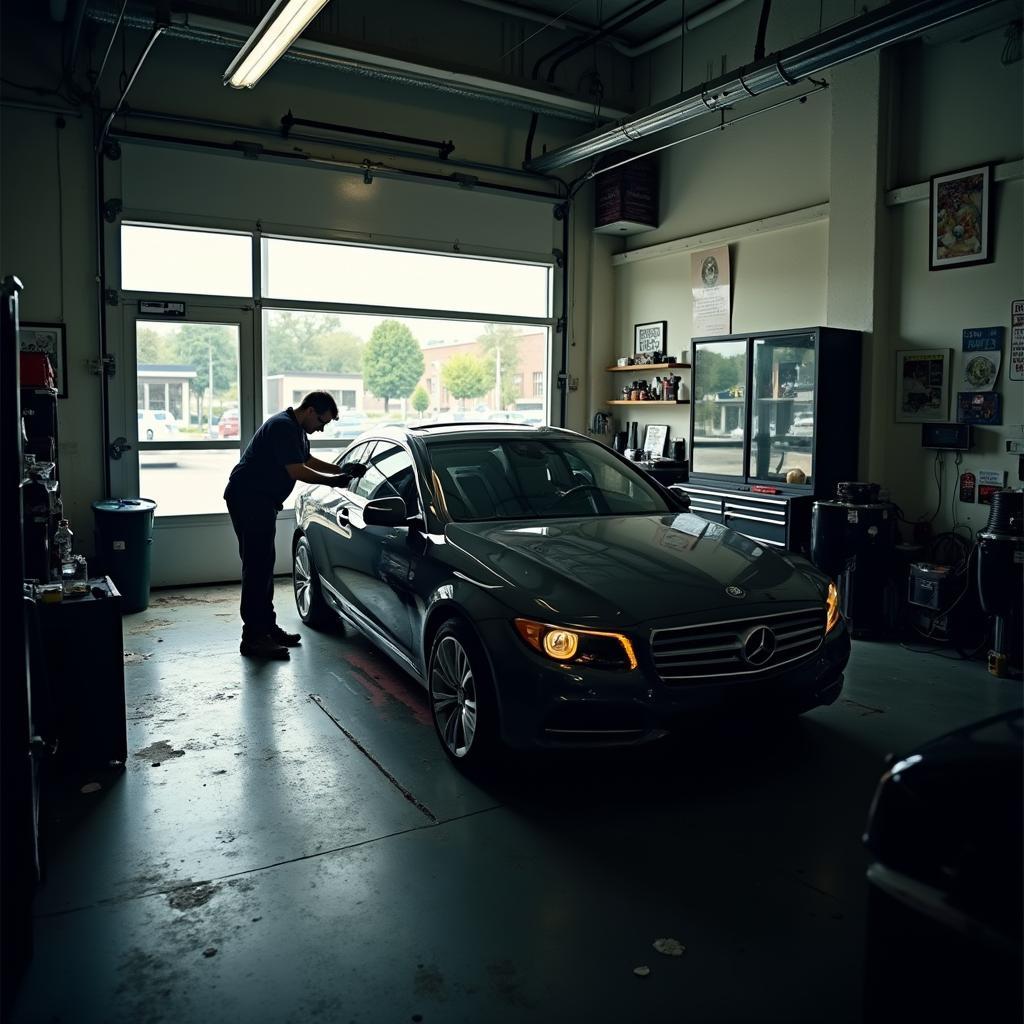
left=340, top=461, right=367, bottom=479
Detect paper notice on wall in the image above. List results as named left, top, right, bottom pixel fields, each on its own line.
left=1010, top=299, right=1024, bottom=382
left=691, top=246, right=731, bottom=337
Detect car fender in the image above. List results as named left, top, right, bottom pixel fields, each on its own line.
left=419, top=577, right=512, bottom=712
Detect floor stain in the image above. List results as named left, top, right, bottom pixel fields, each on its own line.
left=487, top=960, right=534, bottom=1009
left=167, top=882, right=221, bottom=911
left=124, top=651, right=154, bottom=665
left=414, top=964, right=448, bottom=1000
left=135, top=740, right=185, bottom=763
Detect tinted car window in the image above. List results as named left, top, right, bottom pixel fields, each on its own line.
left=427, top=437, right=669, bottom=521
left=357, top=444, right=419, bottom=512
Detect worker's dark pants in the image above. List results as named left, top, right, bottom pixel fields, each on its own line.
left=225, top=494, right=278, bottom=639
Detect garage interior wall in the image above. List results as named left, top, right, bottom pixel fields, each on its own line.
left=2, top=0, right=1022, bottom=576
left=0, top=5, right=605, bottom=580
left=612, top=0, right=1023, bottom=538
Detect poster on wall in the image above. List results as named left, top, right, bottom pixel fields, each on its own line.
left=929, top=164, right=992, bottom=270
left=690, top=246, right=731, bottom=337
left=961, top=326, right=1002, bottom=391
left=895, top=349, right=952, bottom=422
left=1010, top=299, right=1024, bottom=382
left=957, top=391, right=1003, bottom=425
left=18, top=322, right=67, bottom=398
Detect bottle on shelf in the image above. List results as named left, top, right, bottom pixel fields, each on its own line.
left=54, top=517, right=75, bottom=589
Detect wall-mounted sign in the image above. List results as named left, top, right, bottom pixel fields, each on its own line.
left=961, top=326, right=1002, bottom=391
left=957, top=391, right=1003, bottom=425
left=1010, top=299, right=1024, bottom=382
left=139, top=300, right=186, bottom=317
left=958, top=472, right=976, bottom=503
left=691, top=245, right=731, bottom=337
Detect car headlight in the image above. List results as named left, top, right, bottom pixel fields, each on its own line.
left=826, top=581, right=841, bottom=633
left=513, top=618, right=637, bottom=671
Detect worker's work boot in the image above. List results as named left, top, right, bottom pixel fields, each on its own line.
left=239, top=633, right=290, bottom=659
left=268, top=624, right=302, bottom=647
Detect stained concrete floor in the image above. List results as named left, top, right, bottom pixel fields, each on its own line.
left=11, top=580, right=1023, bottom=1024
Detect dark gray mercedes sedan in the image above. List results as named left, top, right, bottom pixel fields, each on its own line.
left=293, top=424, right=848, bottom=768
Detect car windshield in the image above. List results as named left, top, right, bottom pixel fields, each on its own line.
left=426, top=436, right=671, bottom=522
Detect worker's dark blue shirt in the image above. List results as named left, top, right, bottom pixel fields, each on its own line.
left=224, top=408, right=309, bottom=507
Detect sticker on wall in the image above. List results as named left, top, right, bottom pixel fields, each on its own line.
left=958, top=472, right=976, bottom=503
left=1010, top=300, right=1024, bottom=383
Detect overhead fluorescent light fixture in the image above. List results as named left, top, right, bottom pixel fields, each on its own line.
left=223, top=0, right=331, bottom=89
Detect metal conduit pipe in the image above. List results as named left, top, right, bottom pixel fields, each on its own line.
left=121, top=107, right=561, bottom=184
left=106, top=127, right=567, bottom=203
left=527, top=0, right=999, bottom=171
left=85, top=6, right=630, bottom=123
left=460, top=0, right=751, bottom=57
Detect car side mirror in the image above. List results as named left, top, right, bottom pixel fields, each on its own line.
left=668, top=485, right=691, bottom=512
left=363, top=496, right=408, bottom=526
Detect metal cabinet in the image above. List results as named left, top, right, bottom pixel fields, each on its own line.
left=676, top=483, right=814, bottom=551
left=685, top=326, right=861, bottom=552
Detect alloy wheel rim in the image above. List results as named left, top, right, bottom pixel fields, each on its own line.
left=294, top=544, right=312, bottom=618
left=431, top=635, right=477, bottom=758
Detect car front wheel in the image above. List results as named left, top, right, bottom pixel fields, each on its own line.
left=428, top=618, right=499, bottom=769
left=293, top=535, right=333, bottom=629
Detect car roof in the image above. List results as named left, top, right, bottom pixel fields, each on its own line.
left=368, top=423, right=572, bottom=444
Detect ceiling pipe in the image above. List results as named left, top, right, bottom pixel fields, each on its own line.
left=85, top=6, right=630, bottom=123
left=460, top=0, right=752, bottom=58
left=527, top=0, right=999, bottom=171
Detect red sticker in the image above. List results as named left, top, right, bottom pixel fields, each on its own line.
left=959, top=472, right=976, bottom=503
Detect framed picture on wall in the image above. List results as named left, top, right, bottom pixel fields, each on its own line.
left=895, top=349, right=952, bottom=422
left=634, top=321, right=667, bottom=358
left=930, top=164, right=993, bottom=270
left=18, top=322, right=68, bottom=398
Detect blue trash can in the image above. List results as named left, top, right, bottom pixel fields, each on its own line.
left=92, top=498, right=157, bottom=613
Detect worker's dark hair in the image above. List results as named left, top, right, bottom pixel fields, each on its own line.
left=296, top=391, right=338, bottom=419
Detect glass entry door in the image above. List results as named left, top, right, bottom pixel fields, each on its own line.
left=109, top=305, right=255, bottom=585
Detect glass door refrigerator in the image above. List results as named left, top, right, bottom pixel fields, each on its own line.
left=682, top=327, right=861, bottom=552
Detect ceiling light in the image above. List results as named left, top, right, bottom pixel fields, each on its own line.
left=223, top=0, right=331, bottom=89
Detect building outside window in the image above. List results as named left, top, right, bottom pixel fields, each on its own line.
left=533, top=371, right=543, bottom=397
left=512, top=373, right=523, bottom=396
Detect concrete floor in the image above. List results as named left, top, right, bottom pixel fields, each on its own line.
left=11, top=580, right=1022, bottom=1024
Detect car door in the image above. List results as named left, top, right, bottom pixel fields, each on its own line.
left=329, top=442, right=421, bottom=659
left=304, top=440, right=376, bottom=609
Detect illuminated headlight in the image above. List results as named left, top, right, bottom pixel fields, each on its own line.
left=826, top=581, right=841, bottom=633
left=513, top=618, right=637, bottom=671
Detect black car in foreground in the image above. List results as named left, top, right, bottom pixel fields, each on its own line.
left=293, top=424, right=848, bottom=767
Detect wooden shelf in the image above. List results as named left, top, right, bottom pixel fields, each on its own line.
left=606, top=363, right=690, bottom=372
left=606, top=400, right=690, bottom=406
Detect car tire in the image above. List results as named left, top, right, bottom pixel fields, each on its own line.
left=428, top=618, right=500, bottom=770
left=293, top=535, right=334, bottom=630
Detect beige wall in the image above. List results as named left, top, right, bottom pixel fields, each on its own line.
left=611, top=1, right=1023, bottom=538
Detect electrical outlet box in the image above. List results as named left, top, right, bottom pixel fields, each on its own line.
left=1007, top=439, right=1024, bottom=454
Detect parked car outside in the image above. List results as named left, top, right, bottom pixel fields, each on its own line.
left=218, top=408, right=240, bottom=439
left=292, top=424, right=848, bottom=770
left=137, top=409, right=177, bottom=441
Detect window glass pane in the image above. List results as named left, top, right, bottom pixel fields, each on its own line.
left=262, top=309, right=550, bottom=435
left=748, top=336, right=815, bottom=483
left=140, top=449, right=239, bottom=517
left=691, top=340, right=747, bottom=477
left=136, top=320, right=240, bottom=442
left=263, top=237, right=550, bottom=317
left=121, top=224, right=252, bottom=297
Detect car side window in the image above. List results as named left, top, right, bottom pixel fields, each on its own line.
left=353, top=444, right=418, bottom=512
left=336, top=441, right=374, bottom=489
